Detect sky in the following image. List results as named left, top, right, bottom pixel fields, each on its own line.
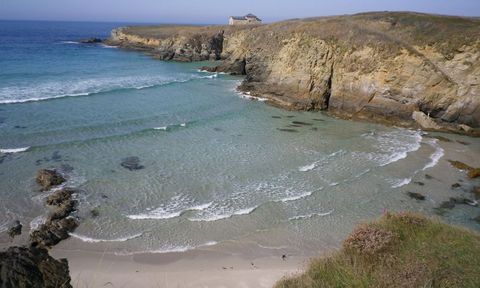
left=0, top=0, right=479, bottom=23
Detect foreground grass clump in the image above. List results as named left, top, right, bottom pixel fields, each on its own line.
left=276, top=212, right=480, bottom=288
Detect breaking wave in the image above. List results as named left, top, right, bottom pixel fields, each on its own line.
left=0, top=147, right=30, bottom=154
left=289, top=209, right=334, bottom=221
left=0, top=74, right=218, bottom=104
left=69, top=232, right=143, bottom=243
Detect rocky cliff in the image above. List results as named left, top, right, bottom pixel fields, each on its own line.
left=107, top=12, right=480, bottom=134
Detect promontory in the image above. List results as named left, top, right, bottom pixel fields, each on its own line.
left=105, top=12, right=480, bottom=135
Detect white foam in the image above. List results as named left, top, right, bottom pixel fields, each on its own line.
left=205, top=73, right=218, bottom=79
left=391, top=178, right=412, bottom=188
left=69, top=232, right=143, bottom=243
left=29, top=215, right=47, bottom=231
left=0, top=147, right=30, bottom=154
left=180, top=123, right=186, bottom=127
left=0, top=75, right=209, bottom=104
left=378, top=130, right=423, bottom=167
left=153, top=126, right=168, bottom=131
left=188, top=206, right=257, bottom=222
left=60, top=41, right=80, bottom=44
left=114, top=241, right=218, bottom=256
left=101, top=44, right=118, bottom=49
left=422, top=140, right=444, bottom=170
left=289, top=209, right=334, bottom=221
left=299, top=163, right=316, bottom=172
left=127, top=202, right=213, bottom=220
left=280, top=191, right=314, bottom=202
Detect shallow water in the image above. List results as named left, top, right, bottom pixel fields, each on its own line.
left=1, top=21, right=479, bottom=256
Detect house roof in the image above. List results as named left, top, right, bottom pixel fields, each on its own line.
left=230, top=14, right=261, bottom=21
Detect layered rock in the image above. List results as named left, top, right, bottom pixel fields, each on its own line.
left=108, top=12, right=480, bottom=134
left=0, top=246, right=72, bottom=288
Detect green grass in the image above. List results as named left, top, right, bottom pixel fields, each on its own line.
left=275, top=212, right=480, bottom=288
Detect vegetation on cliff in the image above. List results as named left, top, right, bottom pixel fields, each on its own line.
left=275, top=212, right=480, bottom=288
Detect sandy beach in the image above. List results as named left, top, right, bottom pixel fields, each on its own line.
left=51, top=248, right=307, bottom=288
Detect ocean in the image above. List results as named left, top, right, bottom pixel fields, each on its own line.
left=0, top=20, right=478, bottom=256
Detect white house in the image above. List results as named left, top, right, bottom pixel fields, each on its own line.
left=229, top=14, right=262, bottom=25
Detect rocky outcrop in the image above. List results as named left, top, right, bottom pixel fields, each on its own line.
left=36, top=169, right=65, bottom=191
left=30, top=188, right=79, bottom=247
left=108, top=12, right=480, bottom=135
left=0, top=246, right=72, bottom=288
left=79, top=37, right=102, bottom=44
left=107, top=26, right=226, bottom=61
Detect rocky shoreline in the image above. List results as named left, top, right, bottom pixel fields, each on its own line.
left=105, top=12, right=480, bottom=136
left=0, top=169, right=77, bottom=287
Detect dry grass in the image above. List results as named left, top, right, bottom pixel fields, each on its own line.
left=275, top=212, right=480, bottom=288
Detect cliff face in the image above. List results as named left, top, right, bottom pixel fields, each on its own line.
left=108, top=12, right=480, bottom=133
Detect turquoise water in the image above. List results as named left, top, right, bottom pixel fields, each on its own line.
left=1, top=21, right=479, bottom=256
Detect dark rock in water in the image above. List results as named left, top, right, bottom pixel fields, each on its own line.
left=59, top=164, right=74, bottom=173
left=457, top=140, right=470, bottom=145
left=425, top=174, right=434, bottom=180
left=413, top=181, right=425, bottom=186
left=313, top=118, right=325, bottom=121
left=52, top=151, right=62, bottom=161
left=429, top=135, right=452, bottom=142
left=451, top=183, right=462, bottom=189
left=277, top=128, right=299, bottom=133
left=0, top=154, right=5, bottom=165
left=288, top=124, right=302, bottom=127
left=90, top=207, right=100, bottom=218
left=472, top=186, right=480, bottom=200
left=450, top=197, right=478, bottom=207
left=271, top=116, right=282, bottom=119
left=439, top=200, right=456, bottom=209
left=79, top=37, right=102, bottom=44
left=121, top=156, right=145, bottom=171
left=310, top=127, right=318, bottom=131
left=0, top=246, right=72, bottom=288
left=406, top=192, right=425, bottom=200
left=7, top=220, right=22, bottom=238
left=36, top=169, right=65, bottom=190
left=14, top=125, right=27, bottom=129
left=30, top=188, right=78, bottom=247
left=473, top=215, right=480, bottom=224
left=292, top=121, right=313, bottom=126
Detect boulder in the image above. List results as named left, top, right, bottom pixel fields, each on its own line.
left=0, top=246, right=72, bottom=288
left=7, top=220, right=22, bottom=238
left=406, top=192, right=425, bottom=200
left=412, top=111, right=441, bottom=130
left=36, top=169, right=65, bottom=190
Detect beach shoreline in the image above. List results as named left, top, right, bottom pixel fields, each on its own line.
left=51, top=247, right=308, bottom=288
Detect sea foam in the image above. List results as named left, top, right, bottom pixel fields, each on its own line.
left=0, top=147, right=30, bottom=154
left=69, top=232, right=143, bottom=243
left=289, top=209, right=334, bottom=221
left=188, top=206, right=257, bottom=222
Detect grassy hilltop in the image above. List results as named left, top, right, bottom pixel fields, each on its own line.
left=275, top=212, right=480, bottom=288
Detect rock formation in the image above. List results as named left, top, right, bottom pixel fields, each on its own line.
left=0, top=246, right=72, bottom=288
left=36, top=169, right=65, bottom=190
left=107, top=12, right=480, bottom=135
left=29, top=188, right=79, bottom=247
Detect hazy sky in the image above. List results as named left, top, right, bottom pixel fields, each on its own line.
left=1, top=0, right=479, bottom=23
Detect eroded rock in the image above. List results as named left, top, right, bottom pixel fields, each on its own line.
left=7, top=220, right=22, bottom=238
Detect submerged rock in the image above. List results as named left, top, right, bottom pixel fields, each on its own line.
left=36, top=169, right=65, bottom=190
left=120, top=156, right=145, bottom=171
left=406, top=192, right=425, bottom=201
left=291, top=121, right=313, bottom=126
left=7, top=220, right=22, bottom=238
left=448, top=160, right=480, bottom=179
left=0, top=246, right=72, bottom=288
left=450, top=197, right=478, bottom=207
left=277, top=128, right=299, bottom=133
